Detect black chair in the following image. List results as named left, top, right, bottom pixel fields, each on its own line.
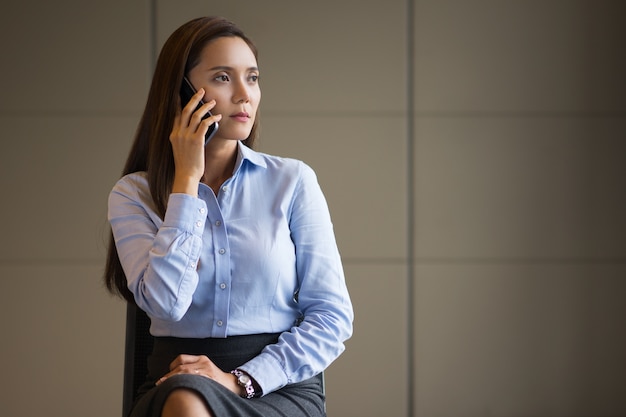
left=122, top=303, right=326, bottom=417
left=122, top=302, right=154, bottom=417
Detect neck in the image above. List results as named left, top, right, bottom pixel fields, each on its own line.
left=202, top=141, right=238, bottom=194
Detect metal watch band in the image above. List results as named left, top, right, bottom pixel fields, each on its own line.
left=231, top=369, right=256, bottom=399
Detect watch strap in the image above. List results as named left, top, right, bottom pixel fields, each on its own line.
left=231, top=369, right=256, bottom=399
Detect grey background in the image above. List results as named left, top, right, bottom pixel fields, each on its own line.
left=1, top=1, right=625, bottom=416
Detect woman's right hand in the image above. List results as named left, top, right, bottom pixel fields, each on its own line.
left=170, top=88, right=222, bottom=196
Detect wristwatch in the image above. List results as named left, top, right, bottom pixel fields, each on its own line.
left=231, top=369, right=256, bottom=399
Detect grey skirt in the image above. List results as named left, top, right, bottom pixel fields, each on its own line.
left=129, top=333, right=326, bottom=417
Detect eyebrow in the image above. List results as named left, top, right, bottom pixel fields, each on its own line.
left=208, top=65, right=259, bottom=72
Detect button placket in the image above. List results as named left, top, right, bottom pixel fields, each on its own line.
left=203, top=192, right=230, bottom=338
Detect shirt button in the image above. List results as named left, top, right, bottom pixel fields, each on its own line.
left=195, top=221, right=202, bottom=228
left=222, top=186, right=228, bottom=192
left=218, top=248, right=226, bottom=255
left=217, top=320, right=223, bottom=326
left=219, top=283, right=227, bottom=290
left=199, top=208, right=206, bottom=214
left=215, top=220, right=222, bottom=227
left=190, top=261, right=197, bottom=268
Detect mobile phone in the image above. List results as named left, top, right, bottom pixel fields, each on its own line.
left=180, top=76, right=218, bottom=144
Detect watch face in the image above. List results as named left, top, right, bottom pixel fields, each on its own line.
left=239, top=374, right=251, bottom=384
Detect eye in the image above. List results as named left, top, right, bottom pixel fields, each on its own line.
left=214, top=74, right=230, bottom=82
left=248, top=74, right=259, bottom=83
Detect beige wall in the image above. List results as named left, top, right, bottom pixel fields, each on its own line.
left=0, top=1, right=624, bottom=416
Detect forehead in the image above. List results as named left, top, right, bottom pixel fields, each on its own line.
left=197, top=36, right=258, bottom=69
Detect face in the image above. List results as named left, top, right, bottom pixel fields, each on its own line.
left=187, top=36, right=260, bottom=142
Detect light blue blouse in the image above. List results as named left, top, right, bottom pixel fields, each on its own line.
left=108, top=142, right=353, bottom=394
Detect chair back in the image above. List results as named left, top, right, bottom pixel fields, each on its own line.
left=122, top=303, right=154, bottom=417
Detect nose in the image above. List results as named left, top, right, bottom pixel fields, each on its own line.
left=232, top=80, right=250, bottom=104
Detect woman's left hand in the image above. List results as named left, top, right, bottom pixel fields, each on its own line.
left=156, top=354, right=240, bottom=395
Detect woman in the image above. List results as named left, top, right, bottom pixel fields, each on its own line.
left=104, top=16, right=353, bottom=417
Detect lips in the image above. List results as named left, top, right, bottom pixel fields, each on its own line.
left=230, top=112, right=250, bottom=122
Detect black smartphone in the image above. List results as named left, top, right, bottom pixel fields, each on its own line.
left=180, top=76, right=219, bottom=144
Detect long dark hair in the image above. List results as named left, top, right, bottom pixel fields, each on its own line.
left=104, top=16, right=260, bottom=302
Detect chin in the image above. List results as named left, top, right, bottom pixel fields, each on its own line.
left=232, top=128, right=254, bottom=140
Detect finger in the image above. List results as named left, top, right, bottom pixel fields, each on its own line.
left=156, top=368, right=194, bottom=386
left=157, top=361, right=206, bottom=386
left=179, top=89, right=206, bottom=129
left=169, top=354, right=201, bottom=371
left=189, top=100, right=218, bottom=126
left=181, top=88, right=206, bottom=116
left=199, top=98, right=217, bottom=112
left=196, top=113, right=222, bottom=136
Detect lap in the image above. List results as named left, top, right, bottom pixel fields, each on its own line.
left=130, top=373, right=325, bottom=417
